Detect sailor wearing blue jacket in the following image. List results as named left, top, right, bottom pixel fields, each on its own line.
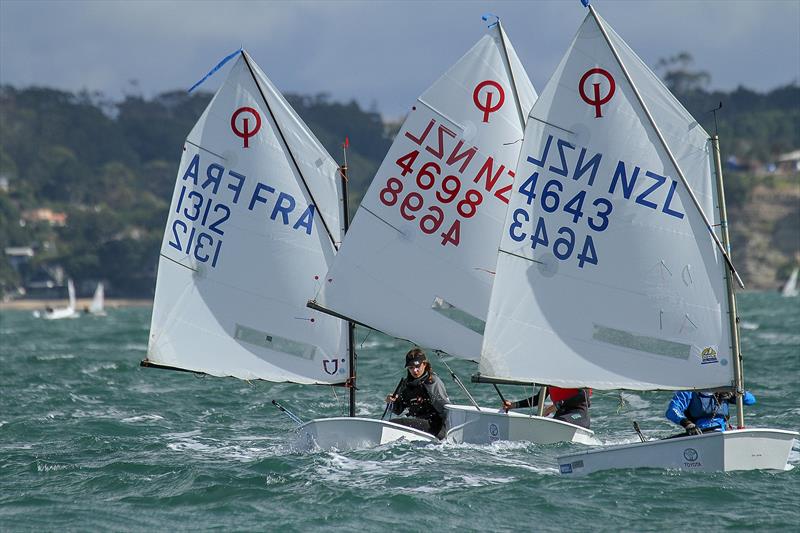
left=666, top=391, right=756, bottom=435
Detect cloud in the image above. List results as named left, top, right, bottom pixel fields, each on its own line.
left=1, top=0, right=798, bottom=117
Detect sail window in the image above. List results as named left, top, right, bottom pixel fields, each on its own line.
left=592, top=324, right=691, bottom=359
left=430, top=297, right=486, bottom=335
left=234, top=324, right=318, bottom=360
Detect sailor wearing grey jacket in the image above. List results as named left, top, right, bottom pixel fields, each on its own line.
left=385, top=348, right=450, bottom=439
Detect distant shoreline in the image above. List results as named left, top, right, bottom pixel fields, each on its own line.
left=0, top=299, right=152, bottom=310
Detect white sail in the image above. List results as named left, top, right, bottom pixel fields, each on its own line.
left=481, top=11, right=734, bottom=390
left=42, top=278, right=78, bottom=320
left=89, top=282, right=104, bottom=314
left=312, top=23, right=537, bottom=361
left=67, top=279, right=76, bottom=311
left=147, top=50, right=347, bottom=385
left=780, top=267, right=798, bottom=297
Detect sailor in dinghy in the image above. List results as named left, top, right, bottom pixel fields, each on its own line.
left=141, top=49, right=439, bottom=451
left=479, top=1, right=797, bottom=475
left=666, top=390, right=755, bottom=436
left=385, top=349, right=451, bottom=439
left=503, top=387, right=592, bottom=429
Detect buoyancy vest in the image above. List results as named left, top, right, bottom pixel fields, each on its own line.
left=550, top=387, right=592, bottom=406
left=399, top=373, right=440, bottom=422
left=686, top=392, right=729, bottom=422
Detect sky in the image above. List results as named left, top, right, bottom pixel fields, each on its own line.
left=1, top=0, right=798, bottom=118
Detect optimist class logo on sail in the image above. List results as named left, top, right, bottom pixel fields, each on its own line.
left=579, top=68, right=616, bottom=118
left=473, top=80, right=505, bottom=123
left=231, top=107, right=262, bottom=148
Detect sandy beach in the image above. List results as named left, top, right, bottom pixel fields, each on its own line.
left=0, top=299, right=152, bottom=311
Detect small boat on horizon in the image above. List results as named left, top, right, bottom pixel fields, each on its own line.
left=35, top=279, right=78, bottom=320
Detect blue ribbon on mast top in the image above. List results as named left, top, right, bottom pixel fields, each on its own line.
left=481, top=13, right=499, bottom=28
left=188, top=47, right=243, bottom=93
left=581, top=0, right=591, bottom=7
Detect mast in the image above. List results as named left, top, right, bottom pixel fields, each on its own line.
left=537, top=386, right=547, bottom=416
left=588, top=6, right=744, bottom=290
left=711, top=134, right=745, bottom=428
left=340, top=141, right=357, bottom=417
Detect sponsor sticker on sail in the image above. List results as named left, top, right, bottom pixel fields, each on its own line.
left=700, top=346, right=719, bottom=365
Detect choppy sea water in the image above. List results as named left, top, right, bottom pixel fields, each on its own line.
left=1, top=292, right=798, bottom=531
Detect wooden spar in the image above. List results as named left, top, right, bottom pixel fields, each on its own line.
left=711, top=134, right=745, bottom=428
left=537, top=386, right=547, bottom=417
left=495, top=20, right=526, bottom=130
left=339, top=142, right=357, bottom=418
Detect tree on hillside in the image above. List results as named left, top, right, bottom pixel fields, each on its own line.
left=654, top=52, right=711, bottom=94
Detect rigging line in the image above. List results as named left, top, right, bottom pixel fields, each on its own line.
left=185, top=140, right=226, bottom=161
left=359, top=328, right=373, bottom=349
left=240, top=51, right=339, bottom=250
left=589, top=6, right=744, bottom=289
left=329, top=384, right=346, bottom=416
left=495, top=21, right=526, bottom=130
left=433, top=350, right=481, bottom=411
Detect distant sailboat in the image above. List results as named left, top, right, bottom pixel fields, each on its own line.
left=87, top=282, right=106, bottom=315
left=480, top=4, right=797, bottom=475
left=140, top=49, right=438, bottom=450
left=41, top=279, right=78, bottom=320
left=780, top=267, right=798, bottom=297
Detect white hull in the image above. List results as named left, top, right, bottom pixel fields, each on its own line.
left=558, top=428, right=798, bottom=476
left=42, top=308, right=78, bottom=320
left=295, top=417, right=439, bottom=451
left=445, top=404, right=598, bottom=445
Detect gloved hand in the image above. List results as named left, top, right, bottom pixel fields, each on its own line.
left=717, top=392, right=733, bottom=403
left=680, top=419, right=702, bottom=436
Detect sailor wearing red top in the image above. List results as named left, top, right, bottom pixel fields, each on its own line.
left=502, top=387, right=592, bottom=429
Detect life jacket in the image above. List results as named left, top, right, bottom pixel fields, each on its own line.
left=399, top=372, right=440, bottom=422
left=549, top=387, right=592, bottom=405
left=685, top=392, right=729, bottom=423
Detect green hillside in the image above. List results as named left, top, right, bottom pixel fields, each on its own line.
left=0, top=76, right=798, bottom=297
